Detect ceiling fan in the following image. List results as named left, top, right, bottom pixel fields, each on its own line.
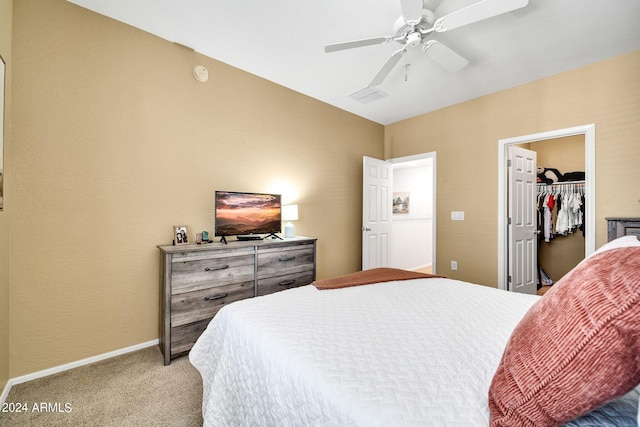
left=325, top=0, right=530, bottom=88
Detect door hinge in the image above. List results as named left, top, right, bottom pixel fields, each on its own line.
left=507, top=159, right=512, bottom=167
left=507, top=275, right=512, bottom=283
left=508, top=217, right=512, bottom=225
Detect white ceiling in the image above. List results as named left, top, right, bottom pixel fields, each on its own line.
left=67, top=0, right=640, bottom=125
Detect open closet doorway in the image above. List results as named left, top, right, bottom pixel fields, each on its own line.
left=389, top=153, right=436, bottom=274
left=497, top=125, right=595, bottom=291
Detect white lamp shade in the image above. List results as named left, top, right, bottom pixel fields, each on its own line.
left=282, top=205, right=298, bottom=238
left=282, top=205, right=299, bottom=221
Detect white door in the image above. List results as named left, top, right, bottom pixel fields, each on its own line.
left=362, top=156, right=393, bottom=270
left=508, top=146, right=537, bottom=294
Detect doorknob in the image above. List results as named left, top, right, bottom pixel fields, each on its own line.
left=533, top=230, right=541, bottom=235
left=362, top=227, right=371, bottom=232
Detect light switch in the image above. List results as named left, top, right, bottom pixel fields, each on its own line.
left=451, top=211, right=465, bottom=221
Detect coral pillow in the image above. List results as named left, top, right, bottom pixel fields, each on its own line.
left=489, top=247, right=640, bottom=427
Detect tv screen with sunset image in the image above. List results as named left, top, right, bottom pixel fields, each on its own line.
left=214, top=191, right=282, bottom=238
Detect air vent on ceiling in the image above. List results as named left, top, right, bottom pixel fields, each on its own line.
left=350, top=87, right=388, bottom=104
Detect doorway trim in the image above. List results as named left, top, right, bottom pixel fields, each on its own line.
left=389, top=151, right=437, bottom=274
left=497, top=124, right=595, bottom=291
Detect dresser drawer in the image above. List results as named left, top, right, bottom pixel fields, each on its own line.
left=171, top=280, right=254, bottom=327
left=171, top=253, right=254, bottom=294
left=170, top=318, right=211, bottom=358
left=606, top=218, right=640, bottom=242
left=257, top=270, right=314, bottom=296
left=257, top=244, right=315, bottom=279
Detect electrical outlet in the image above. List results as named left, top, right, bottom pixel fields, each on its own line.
left=451, top=260, right=458, bottom=271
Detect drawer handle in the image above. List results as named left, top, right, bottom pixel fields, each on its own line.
left=204, top=293, right=228, bottom=301
left=278, top=256, right=296, bottom=262
left=204, top=265, right=230, bottom=272
left=278, top=280, right=296, bottom=287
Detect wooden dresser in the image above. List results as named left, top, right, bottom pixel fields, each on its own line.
left=158, top=236, right=316, bottom=365
left=605, top=217, right=640, bottom=242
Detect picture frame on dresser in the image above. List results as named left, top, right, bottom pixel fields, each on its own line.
left=173, top=225, right=189, bottom=245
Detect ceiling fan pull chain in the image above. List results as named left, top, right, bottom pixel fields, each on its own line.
left=404, top=53, right=409, bottom=82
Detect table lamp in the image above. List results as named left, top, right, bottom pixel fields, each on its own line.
left=282, top=205, right=299, bottom=238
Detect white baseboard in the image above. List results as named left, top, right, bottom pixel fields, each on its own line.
left=0, top=339, right=159, bottom=405
left=0, top=378, right=10, bottom=407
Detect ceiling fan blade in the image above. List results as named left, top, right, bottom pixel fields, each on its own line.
left=369, top=48, right=406, bottom=87
left=400, top=0, right=424, bottom=24
left=422, top=40, right=469, bottom=73
left=325, top=36, right=394, bottom=53
left=434, top=0, right=529, bottom=32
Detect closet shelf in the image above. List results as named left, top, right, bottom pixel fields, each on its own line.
left=537, top=180, right=585, bottom=186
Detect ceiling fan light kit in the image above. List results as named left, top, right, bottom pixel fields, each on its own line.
left=325, top=0, right=530, bottom=96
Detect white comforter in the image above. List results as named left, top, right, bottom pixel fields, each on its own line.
left=190, top=277, right=540, bottom=426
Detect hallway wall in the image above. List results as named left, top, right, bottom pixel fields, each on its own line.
left=390, top=161, right=433, bottom=270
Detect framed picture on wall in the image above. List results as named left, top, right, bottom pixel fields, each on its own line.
left=173, top=225, right=190, bottom=245
left=393, top=192, right=410, bottom=214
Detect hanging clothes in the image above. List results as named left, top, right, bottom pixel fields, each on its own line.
left=544, top=194, right=554, bottom=242
left=536, top=182, right=585, bottom=241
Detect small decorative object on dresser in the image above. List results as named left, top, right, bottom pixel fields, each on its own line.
left=606, top=217, right=640, bottom=242
left=158, top=236, right=317, bottom=365
left=173, top=225, right=189, bottom=245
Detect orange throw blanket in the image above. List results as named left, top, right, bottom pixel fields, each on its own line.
left=313, top=268, right=443, bottom=290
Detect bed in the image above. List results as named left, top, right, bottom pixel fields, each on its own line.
left=190, top=237, right=640, bottom=426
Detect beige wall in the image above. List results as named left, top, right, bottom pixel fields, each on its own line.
left=0, top=0, right=12, bottom=394
left=9, top=0, right=383, bottom=377
left=386, top=50, right=640, bottom=286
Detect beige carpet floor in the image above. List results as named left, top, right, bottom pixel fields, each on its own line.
left=0, top=346, right=203, bottom=426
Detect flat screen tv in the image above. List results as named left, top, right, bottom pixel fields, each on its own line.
left=214, top=191, right=282, bottom=243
